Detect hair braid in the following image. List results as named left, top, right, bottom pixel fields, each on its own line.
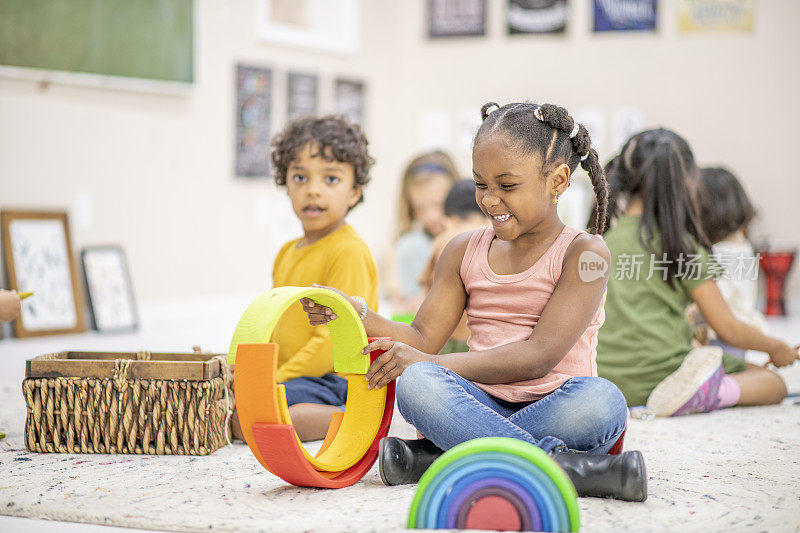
left=536, top=104, right=609, bottom=234
left=582, top=149, right=609, bottom=234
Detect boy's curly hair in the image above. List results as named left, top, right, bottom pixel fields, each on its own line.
left=271, top=115, right=374, bottom=208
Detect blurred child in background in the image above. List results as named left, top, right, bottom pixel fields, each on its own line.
left=597, top=130, right=795, bottom=417
left=0, top=289, right=20, bottom=439
left=418, top=179, right=487, bottom=353
left=387, top=151, right=459, bottom=315
left=688, top=167, right=767, bottom=358
left=0, top=290, right=21, bottom=322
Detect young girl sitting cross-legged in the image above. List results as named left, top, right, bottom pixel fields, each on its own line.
left=302, top=102, right=647, bottom=502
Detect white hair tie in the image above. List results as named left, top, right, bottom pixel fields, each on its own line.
left=569, top=122, right=580, bottom=138
left=533, top=107, right=544, bottom=121
left=580, top=151, right=590, bottom=161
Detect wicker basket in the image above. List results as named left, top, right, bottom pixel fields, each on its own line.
left=23, top=351, right=233, bottom=455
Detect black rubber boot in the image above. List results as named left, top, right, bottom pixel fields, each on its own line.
left=378, top=437, right=444, bottom=486
left=550, top=450, right=648, bottom=502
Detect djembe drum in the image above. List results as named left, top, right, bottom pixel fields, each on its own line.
left=758, top=249, right=796, bottom=316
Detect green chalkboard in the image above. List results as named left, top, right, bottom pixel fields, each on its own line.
left=0, top=0, right=194, bottom=84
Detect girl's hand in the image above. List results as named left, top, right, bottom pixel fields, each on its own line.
left=767, top=342, right=800, bottom=368
left=362, top=339, right=434, bottom=390
left=0, top=290, right=21, bottom=322
left=299, top=284, right=359, bottom=326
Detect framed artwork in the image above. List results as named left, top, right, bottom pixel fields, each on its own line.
left=287, top=72, right=319, bottom=120
left=335, top=79, right=365, bottom=125
left=236, top=64, right=272, bottom=178
left=256, top=0, right=359, bottom=55
left=594, top=0, right=657, bottom=32
left=1, top=210, right=86, bottom=337
left=507, top=0, right=568, bottom=35
left=678, top=0, right=754, bottom=34
left=81, top=246, right=138, bottom=333
left=428, top=0, right=487, bottom=38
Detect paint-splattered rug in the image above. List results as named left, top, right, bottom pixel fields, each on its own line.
left=1, top=367, right=799, bottom=533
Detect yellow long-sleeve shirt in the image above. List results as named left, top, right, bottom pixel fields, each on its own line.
left=271, top=224, right=379, bottom=382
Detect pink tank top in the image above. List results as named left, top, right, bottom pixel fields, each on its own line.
left=459, top=225, right=606, bottom=402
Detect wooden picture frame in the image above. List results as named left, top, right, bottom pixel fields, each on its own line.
left=81, top=246, right=139, bottom=333
left=1, top=210, right=86, bottom=337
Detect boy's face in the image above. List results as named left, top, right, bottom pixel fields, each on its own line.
left=286, top=142, right=361, bottom=240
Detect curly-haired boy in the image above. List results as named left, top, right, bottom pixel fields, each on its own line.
left=232, top=115, right=379, bottom=442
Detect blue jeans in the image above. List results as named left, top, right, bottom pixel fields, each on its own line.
left=283, top=374, right=348, bottom=408
left=396, top=362, right=627, bottom=454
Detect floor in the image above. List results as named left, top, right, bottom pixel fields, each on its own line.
left=1, top=293, right=798, bottom=532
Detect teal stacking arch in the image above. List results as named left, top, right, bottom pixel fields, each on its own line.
left=407, top=437, right=580, bottom=532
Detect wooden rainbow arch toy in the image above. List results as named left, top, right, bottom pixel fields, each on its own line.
left=230, top=286, right=394, bottom=488
left=408, top=438, right=580, bottom=532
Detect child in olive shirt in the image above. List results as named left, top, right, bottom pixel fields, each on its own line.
left=597, top=130, right=796, bottom=415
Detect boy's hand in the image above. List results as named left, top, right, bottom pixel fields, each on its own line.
left=0, top=290, right=21, bottom=322
left=767, top=341, right=799, bottom=368
left=300, top=284, right=359, bottom=325
left=362, top=339, right=434, bottom=390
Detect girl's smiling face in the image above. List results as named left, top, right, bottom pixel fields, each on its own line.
left=472, top=133, right=569, bottom=241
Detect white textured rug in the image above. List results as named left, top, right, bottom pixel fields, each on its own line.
left=2, top=378, right=799, bottom=532
left=1, top=297, right=798, bottom=532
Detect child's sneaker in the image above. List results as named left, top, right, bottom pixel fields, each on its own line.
left=646, top=346, right=724, bottom=417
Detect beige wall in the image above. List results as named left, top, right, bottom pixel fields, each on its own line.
left=1, top=0, right=798, bottom=305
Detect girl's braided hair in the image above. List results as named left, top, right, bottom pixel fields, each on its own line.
left=477, top=102, right=608, bottom=234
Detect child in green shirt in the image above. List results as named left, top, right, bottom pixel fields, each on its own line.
left=596, top=129, right=797, bottom=415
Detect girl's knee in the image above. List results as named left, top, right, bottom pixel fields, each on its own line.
left=577, top=377, right=628, bottom=423
left=396, top=361, right=443, bottom=417
left=397, top=361, right=439, bottom=395
left=762, top=368, right=788, bottom=403
left=582, top=380, right=628, bottom=442
left=737, top=366, right=788, bottom=405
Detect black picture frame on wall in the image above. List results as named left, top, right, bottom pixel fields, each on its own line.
left=235, top=64, right=273, bottom=178
left=507, top=0, right=568, bottom=35
left=81, top=246, right=139, bottom=333
left=287, top=72, right=319, bottom=120
left=428, top=0, right=487, bottom=38
left=335, top=79, right=366, bottom=125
